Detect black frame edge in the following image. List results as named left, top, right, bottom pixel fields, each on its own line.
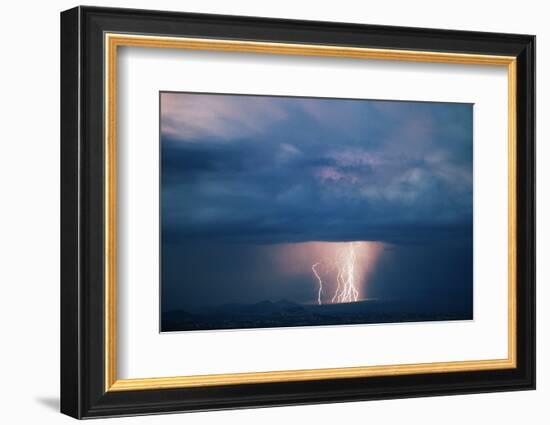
left=60, top=6, right=83, bottom=419
left=60, top=6, right=536, bottom=419
left=515, top=35, right=536, bottom=391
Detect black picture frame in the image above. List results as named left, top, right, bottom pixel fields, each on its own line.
left=61, top=5, right=535, bottom=419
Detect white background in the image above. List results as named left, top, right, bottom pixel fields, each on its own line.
left=0, top=0, right=545, bottom=424
left=118, top=48, right=508, bottom=378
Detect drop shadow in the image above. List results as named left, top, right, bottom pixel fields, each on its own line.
left=35, top=396, right=59, bottom=412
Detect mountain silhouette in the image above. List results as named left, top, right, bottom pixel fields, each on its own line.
left=161, top=298, right=472, bottom=332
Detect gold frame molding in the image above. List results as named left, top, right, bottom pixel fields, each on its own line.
left=104, top=33, right=517, bottom=392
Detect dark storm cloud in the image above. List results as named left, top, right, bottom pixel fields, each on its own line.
left=160, top=93, right=472, bottom=244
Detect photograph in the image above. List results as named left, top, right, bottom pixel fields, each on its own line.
left=160, top=92, right=474, bottom=332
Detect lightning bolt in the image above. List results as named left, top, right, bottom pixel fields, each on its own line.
left=313, top=242, right=360, bottom=304
left=311, top=262, right=323, bottom=305
left=331, top=268, right=343, bottom=303
left=338, top=242, right=359, bottom=303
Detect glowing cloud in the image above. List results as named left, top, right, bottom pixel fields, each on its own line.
left=275, top=241, right=384, bottom=303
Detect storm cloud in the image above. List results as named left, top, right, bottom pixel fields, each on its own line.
left=160, top=92, right=473, bottom=245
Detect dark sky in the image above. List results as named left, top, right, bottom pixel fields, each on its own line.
left=160, top=92, right=473, bottom=310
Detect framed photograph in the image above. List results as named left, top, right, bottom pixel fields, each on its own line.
left=60, top=6, right=535, bottom=419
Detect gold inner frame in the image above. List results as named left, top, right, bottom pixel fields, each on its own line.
left=104, top=33, right=517, bottom=392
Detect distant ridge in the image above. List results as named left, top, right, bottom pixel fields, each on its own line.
left=162, top=298, right=472, bottom=332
